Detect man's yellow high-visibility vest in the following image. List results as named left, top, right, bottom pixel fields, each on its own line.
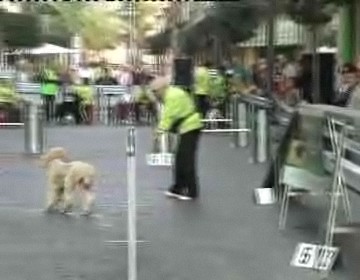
left=158, top=86, right=203, bottom=134
left=41, top=69, right=59, bottom=96
left=194, top=66, right=210, bottom=96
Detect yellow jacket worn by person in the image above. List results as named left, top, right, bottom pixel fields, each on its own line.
left=41, top=69, right=59, bottom=96
left=158, top=86, right=203, bottom=135
left=194, top=66, right=210, bottom=96
left=72, top=85, right=94, bottom=105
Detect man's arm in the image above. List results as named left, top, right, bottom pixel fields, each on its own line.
left=158, top=96, right=177, bottom=132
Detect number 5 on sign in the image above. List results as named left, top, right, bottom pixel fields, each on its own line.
left=291, top=243, right=339, bottom=272
left=291, top=243, right=317, bottom=268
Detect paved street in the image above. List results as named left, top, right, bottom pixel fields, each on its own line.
left=0, top=126, right=359, bottom=280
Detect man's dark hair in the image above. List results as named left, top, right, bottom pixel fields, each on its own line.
left=342, top=63, right=358, bottom=74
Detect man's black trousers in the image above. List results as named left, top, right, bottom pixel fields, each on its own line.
left=42, top=95, right=55, bottom=122
left=173, top=129, right=201, bottom=198
left=195, top=95, right=209, bottom=118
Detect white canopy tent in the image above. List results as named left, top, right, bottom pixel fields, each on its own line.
left=29, top=43, right=76, bottom=55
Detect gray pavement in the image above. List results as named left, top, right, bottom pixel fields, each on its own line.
left=0, top=126, right=358, bottom=280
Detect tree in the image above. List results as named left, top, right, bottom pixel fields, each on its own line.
left=0, top=10, right=42, bottom=48
left=80, top=6, right=125, bottom=51
left=24, top=3, right=125, bottom=51
left=118, top=2, right=159, bottom=48
left=284, top=0, right=335, bottom=25
left=146, top=28, right=171, bottom=55
left=283, top=0, right=338, bottom=103
left=177, top=1, right=268, bottom=59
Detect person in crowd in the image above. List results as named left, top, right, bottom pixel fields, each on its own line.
left=134, top=75, right=156, bottom=124
left=298, top=56, right=313, bottom=103
left=72, top=78, right=94, bottom=124
left=332, top=63, right=360, bottom=107
left=282, top=76, right=301, bottom=107
left=79, top=63, right=91, bottom=82
left=115, top=66, right=133, bottom=123
left=194, top=61, right=212, bottom=117
left=209, top=66, right=227, bottom=123
left=150, top=76, right=203, bottom=200
left=96, top=68, right=117, bottom=85
left=117, top=65, right=133, bottom=87
left=40, top=65, right=59, bottom=122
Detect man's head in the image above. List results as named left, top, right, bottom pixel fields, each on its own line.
left=149, top=76, right=171, bottom=101
left=342, top=63, right=358, bottom=86
left=276, top=54, right=287, bottom=65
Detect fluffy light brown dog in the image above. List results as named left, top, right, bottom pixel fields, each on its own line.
left=40, top=147, right=97, bottom=215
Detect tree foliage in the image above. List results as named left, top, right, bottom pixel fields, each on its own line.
left=0, top=10, right=41, bottom=48
left=80, top=6, right=125, bottom=51
left=209, top=1, right=266, bottom=43
left=146, top=29, right=171, bottom=54
left=323, top=0, right=352, bottom=5
left=24, top=3, right=125, bottom=51
left=176, top=1, right=267, bottom=55
left=118, top=2, right=160, bottom=47
left=283, top=0, right=336, bottom=25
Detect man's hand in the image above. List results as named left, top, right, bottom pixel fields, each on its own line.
left=156, top=128, right=166, bottom=135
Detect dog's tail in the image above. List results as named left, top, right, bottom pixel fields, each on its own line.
left=39, top=147, right=69, bottom=168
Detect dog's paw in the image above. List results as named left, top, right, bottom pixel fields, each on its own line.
left=80, top=210, right=92, bottom=217
left=44, top=206, right=57, bottom=214
left=60, top=206, right=73, bottom=215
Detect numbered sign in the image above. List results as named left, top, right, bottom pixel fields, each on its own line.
left=291, top=243, right=339, bottom=272
left=314, top=245, right=339, bottom=272
left=291, top=243, right=317, bottom=269
left=146, top=153, right=174, bottom=166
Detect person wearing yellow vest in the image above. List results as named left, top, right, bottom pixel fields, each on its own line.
left=72, top=78, right=94, bottom=124
left=194, top=61, right=212, bottom=117
left=150, top=76, right=203, bottom=200
left=40, top=67, right=59, bottom=122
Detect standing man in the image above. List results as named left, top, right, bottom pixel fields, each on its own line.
left=40, top=66, right=59, bottom=122
left=150, top=77, right=203, bottom=200
left=333, top=63, right=360, bottom=107
left=194, top=61, right=211, bottom=117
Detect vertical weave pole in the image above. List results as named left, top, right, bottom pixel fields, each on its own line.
left=127, top=126, right=137, bottom=280
left=128, top=3, right=137, bottom=280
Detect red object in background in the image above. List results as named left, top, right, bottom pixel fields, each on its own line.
left=0, top=110, right=8, bottom=125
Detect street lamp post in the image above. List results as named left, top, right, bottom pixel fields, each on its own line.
left=266, top=0, right=276, bottom=99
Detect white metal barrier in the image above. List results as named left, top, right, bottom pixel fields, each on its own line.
left=94, top=85, right=131, bottom=125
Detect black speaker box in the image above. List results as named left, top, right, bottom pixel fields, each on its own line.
left=300, top=53, right=335, bottom=104
left=173, top=58, right=194, bottom=90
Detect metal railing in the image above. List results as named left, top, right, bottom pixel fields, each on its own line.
left=0, top=83, right=157, bottom=127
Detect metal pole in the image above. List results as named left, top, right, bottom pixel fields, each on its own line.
left=249, top=104, right=258, bottom=163
left=24, top=102, right=44, bottom=155
left=238, top=99, right=248, bottom=147
left=256, top=108, right=269, bottom=163
left=126, top=126, right=137, bottom=280
left=266, top=0, right=276, bottom=99
left=231, top=95, right=240, bottom=148
left=311, top=25, right=321, bottom=103
left=127, top=3, right=137, bottom=280
left=160, top=133, right=170, bottom=153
